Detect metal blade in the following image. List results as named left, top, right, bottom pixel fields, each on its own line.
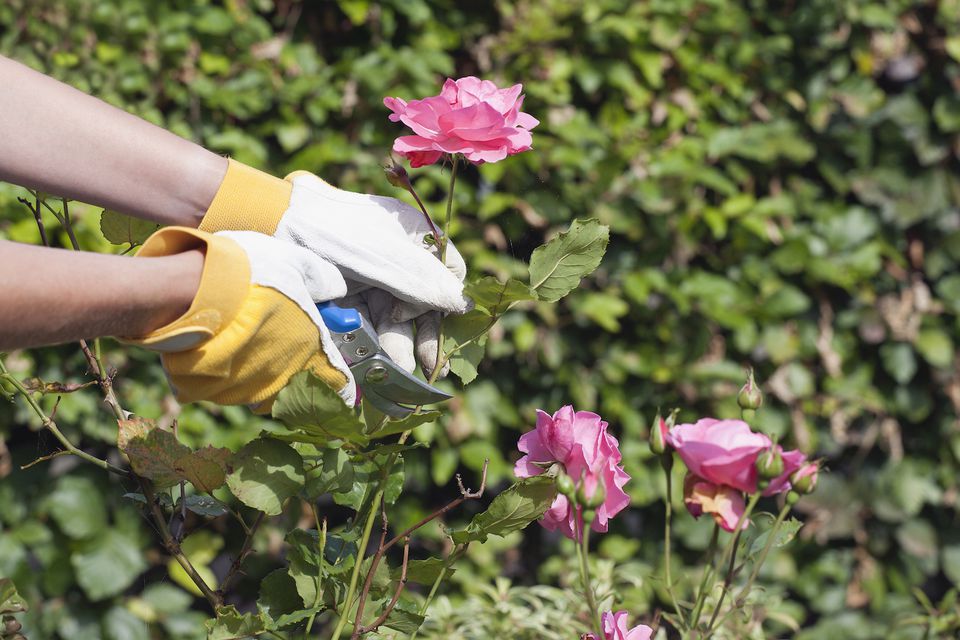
left=351, top=353, right=451, bottom=417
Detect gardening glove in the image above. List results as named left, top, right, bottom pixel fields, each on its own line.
left=123, top=227, right=354, bottom=412
left=196, top=160, right=468, bottom=376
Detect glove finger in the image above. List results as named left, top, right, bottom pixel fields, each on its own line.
left=363, top=290, right=416, bottom=373
left=415, top=311, right=449, bottom=379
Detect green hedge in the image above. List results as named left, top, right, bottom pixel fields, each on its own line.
left=2, top=0, right=960, bottom=637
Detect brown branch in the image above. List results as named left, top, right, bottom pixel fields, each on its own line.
left=356, top=536, right=411, bottom=637
left=19, top=195, right=48, bottom=246
left=350, top=460, right=489, bottom=638
left=217, top=511, right=267, bottom=599
left=141, top=477, right=221, bottom=610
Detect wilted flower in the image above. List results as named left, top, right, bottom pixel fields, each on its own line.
left=384, top=76, right=539, bottom=167
left=683, top=474, right=747, bottom=532
left=514, top=406, right=630, bottom=541
left=583, top=611, right=653, bottom=640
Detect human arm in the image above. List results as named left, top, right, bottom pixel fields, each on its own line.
left=0, top=239, right=202, bottom=351
left=0, top=54, right=226, bottom=227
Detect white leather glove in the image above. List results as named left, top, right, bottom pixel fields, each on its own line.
left=198, top=161, right=469, bottom=377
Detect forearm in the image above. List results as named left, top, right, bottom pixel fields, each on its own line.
left=0, top=55, right=226, bottom=227
left=0, top=240, right=202, bottom=350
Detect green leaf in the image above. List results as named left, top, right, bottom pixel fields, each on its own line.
left=368, top=411, right=441, bottom=440
left=465, top=276, right=535, bottom=316
left=879, top=342, right=917, bottom=384
left=99, top=210, right=159, bottom=247
left=204, top=606, right=267, bottom=640
left=570, top=291, right=630, bottom=332
left=334, top=455, right=405, bottom=510
left=914, top=328, right=954, bottom=368
left=441, top=310, right=492, bottom=385
left=304, top=447, right=355, bottom=498
left=392, top=558, right=454, bottom=585
left=272, top=372, right=368, bottom=444
left=257, top=569, right=302, bottom=623
left=285, top=529, right=325, bottom=607
left=178, top=494, right=231, bottom=518
left=529, top=218, right=610, bottom=302
left=0, top=578, right=27, bottom=615
left=72, top=530, right=146, bottom=601
left=450, top=476, right=557, bottom=544
left=118, top=417, right=231, bottom=492
left=381, top=604, right=425, bottom=634
left=168, top=530, right=222, bottom=596
left=102, top=606, right=150, bottom=640
left=44, top=475, right=107, bottom=540
left=226, top=438, right=305, bottom=516
left=748, top=517, right=803, bottom=556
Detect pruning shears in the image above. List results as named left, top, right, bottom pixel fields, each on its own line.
left=316, top=301, right=452, bottom=418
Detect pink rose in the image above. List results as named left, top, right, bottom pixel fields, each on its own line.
left=583, top=611, right=653, bottom=640
left=515, top=406, right=630, bottom=540
left=683, top=475, right=747, bottom=532
left=667, top=418, right=771, bottom=493
left=384, top=76, right=539, bottom=166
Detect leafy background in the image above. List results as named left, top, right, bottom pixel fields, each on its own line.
left=1, top=0, right=960, bottom=638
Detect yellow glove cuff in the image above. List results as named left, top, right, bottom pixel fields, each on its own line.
left=159, top=286, right=345, bottom=414
left=125, top=227, right=250, bottom=351
left=198, top=159, right=292, bottom=234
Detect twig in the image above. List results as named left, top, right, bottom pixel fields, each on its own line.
left=0, top=359, right=129, bottom=476
left=217, top=510, right=266, bottom=599
left=18, top=195, right=48, bottom=246
left=350, top=460, right=489, bottom=638
left=21, top=449, right=70, bottom=469
left=141, top=477, right=221, bottom=610
left=409, top=543, right=468, bottom=639
left=356, top=536, right=410, bottom=637
left=350, top=504, right=391, bottom=639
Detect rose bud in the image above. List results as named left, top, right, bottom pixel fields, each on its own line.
left=578, top=479, right=607, bottom=509
left=756, top=445, right=785, bottom=480
left=649, top=409, right=669, bottom=455
left=383, top=158, right=412, bottom=191
left=790, top=462, right=819, bottom=494
left=738, top=368, right=763, bottom=411
left=556, top=474, right=576, bottom=500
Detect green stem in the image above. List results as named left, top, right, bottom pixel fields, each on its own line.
left=0, top=359, right=128, bottom=476
left=305, top=516, right=328, bottom=635
left=703, top=492, right=763, bottom=636
left=331, top=487, right=385, bottom=640
left=732, top=501, right=793, bottom=608
left=578, top=513, right=603, bottom=636
left=663, top=462, right=686, bottom=630
left=432, top=155, right=459, bottom=378
left=689, top=524, right=720, bottom=631
left=409, top=543, right=467, bottom=640
left=440, top=156, right=458, bottom=265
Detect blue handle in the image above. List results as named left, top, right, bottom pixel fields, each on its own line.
left=316, top=301, right=363, bottom=333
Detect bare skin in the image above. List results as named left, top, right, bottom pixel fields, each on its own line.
left=0, top=55, right=227, bottom=227
left=0, top=240, right=203, bottom=351
left=0, top=54, right=226, bottom=348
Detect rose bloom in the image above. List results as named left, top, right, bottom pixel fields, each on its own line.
left=583, top=611, right=653, bottom=640
left=683, top=474, right=747, bottom=532
left=514, top=406, right=630, bottom=541
left=384, top=76, right=539, bottom=167
left=667, top=418, right=806, bottom=495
